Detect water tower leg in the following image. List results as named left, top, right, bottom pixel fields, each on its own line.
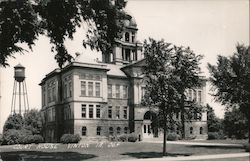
left=22, top=82, right=26, bottom=113
left=24, top=81, right=29, bottom=111
left=19, top=82, right=21, bottom=114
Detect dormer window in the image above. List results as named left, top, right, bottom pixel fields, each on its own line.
left=125, top=32, right=130, bottom=42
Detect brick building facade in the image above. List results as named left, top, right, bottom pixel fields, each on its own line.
left=40, top=17, right=207, bottom=142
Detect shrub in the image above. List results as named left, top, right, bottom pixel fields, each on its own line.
left=117, top=134, right=128, bottom=142
left=244, top=144, right=250, bottom=152
left=60, top=134, right=81, bottom=144
left=0, top=134, right=3, bottom=145
left=32, top=135, right=44, bottom=144
left=208, top=132, right=225, bottom=140
left=19, top=135, right=44, bottom=144
left=167, top=133, right=179, bottom=141
left=127, top=133, right=138, bottom=142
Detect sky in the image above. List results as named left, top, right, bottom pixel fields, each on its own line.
left=0, top=0, right=249, bottom=131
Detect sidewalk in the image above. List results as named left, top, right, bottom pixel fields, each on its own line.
left=122, top=153, right=250, bottom=161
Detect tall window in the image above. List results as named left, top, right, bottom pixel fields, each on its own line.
left=64, top=83, right=68, bottom=98
left=81, top=81, right=86, bottom=96
left=198, top=91, right=202, bottom=103
left=193, top=90, right=197, bottom=102
left=125, top=32, right=129, bottom=42
left=81, top=104, right=86, bottom=118
left=115, top=84, right=120, bottom=98
left=190, top=127, right=193, bottom=135
left=96, top=105, right=101, bottom=118
left=117, top=127, right=121, bottom=135
left=108, top=106, right=112, bottom=118
left=69, top=81, right=72, bottom=97
left=108, top=84, right=112, bottom=98
left=125, top=49, right=130, bottom=61
left=109, top=127, right=113, bottom=135
left=89, top=105, right=94, bottom=118
left=52, top=107, right=56, bottom=121
left=124, top=127, right=128, bottom=134
left=132, top=50, right=137, bottom=61
left=95, top=82, right=101, bottom=97
left=97, top=127, right=101, bottom=136
left=52, top=86, right=56, bottom=101
left=82, top=126, right=87, bottom=136
left=42, top=87, right=46, bottom=106
left=200, top=127, right=203, bottom=134
left=188, top=89, right=192, bottom=101
left=115, top=106, right=120, bottom=119
left=123, top=85, right=128, bottom=99
left=132, top=32, right=135, bottom=42
left=141, top=87, right=146, bottom=100
left=88, top=82, right=93, bottom=96
left=48, top=88, right=52, bottom=102
left=123, top=106, right=128, bottom=119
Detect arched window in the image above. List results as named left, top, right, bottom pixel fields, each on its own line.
left=124, top=127, right=128, bottom=134
left=200, top=127, right=203, bottom=134
left=97, top=126, right=101, bottom=136
left=190, top=127, right=193, bottom=135
left=109, top=127, right=114, bottom=136
left=117, top=127, right=121, bottom=135
left=82, top=126, right=87, bottom=136
left=125, top=32, right=130, bottom=42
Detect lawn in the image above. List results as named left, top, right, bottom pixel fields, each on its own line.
left=0, top=142, right=247, bottom=161
left=182, top=139, right=248, bottom=145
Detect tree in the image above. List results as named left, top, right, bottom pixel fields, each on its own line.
left=0, top=0, right=129, bottom=68
left=171, top=45, right=203, bottom=139
left=224, top=107, right=248, bottom=139
left=3, top=113, right=24, bottom=132
left=142, top=38, right=181, bottom=156
left=23, top=109, right=43, bottom=135
left=208, top=44, right=250, bottom=143
left=206, top=104, right=222, bottom=132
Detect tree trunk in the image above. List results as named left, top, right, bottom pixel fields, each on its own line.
left=163, top=123, right=167, bottom=156
left=180, top=94, right=185, bottom=139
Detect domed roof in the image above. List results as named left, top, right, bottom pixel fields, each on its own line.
left=129, top=17, right=137, bottom=27
left=14, top=63, right=25, bottom=68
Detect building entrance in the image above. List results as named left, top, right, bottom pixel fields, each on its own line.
left=142, top=111, right=158, bottom=139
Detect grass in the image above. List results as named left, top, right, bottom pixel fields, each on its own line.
left=183, top=139, right=248, bottom=145
left=196, top=157, right=250, bottom=161
left=0, top=141, right=247, bottom=161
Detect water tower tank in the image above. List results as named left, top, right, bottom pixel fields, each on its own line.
left=14, top=63, right=25, bottom=82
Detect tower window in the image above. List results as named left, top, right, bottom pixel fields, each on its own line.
left=125, top=32, right=130, bottom=42
left=132, top=32, right=135, bottom=42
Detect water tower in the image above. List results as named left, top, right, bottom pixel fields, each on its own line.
left=11, top=63, right=29, bottom=114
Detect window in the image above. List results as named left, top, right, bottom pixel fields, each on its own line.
left=88, top=82, right=93, bottom=96
left=117, top=127, right=121, bottom=135
left=97, top=127, right=101, bottom=136
left=96, top=105, right=101, bottom=118
left=95, top=82, right=101, bottom=97
left=89, top=105, right=94, bottom=118
left=52, top=86, right=56, bottom=101
left=198, top=91, right=202, bottom=103
left=64, top=83, right=68, bottom=98
left=124, top=127, right=128, bottom=134
left=125, top=49, right=131, bottom=61
left=176, top=127, right=180, bottom=135
left=144, top=125, right=147, bottom=133
left=109, top=127, right=113, bottom=135
left=108, top=106, right=112, bottom=118
left=132, top=50, right=137, bottom=61
left=125, top=32, right=129, bottom=42
left=176, top=111, right=180, bottom=120
left=132, top=32, right=135, bottom=42
left=48, top=88, right=52, bottom=102
left=52, top=108, right=55, bottom=121
left=82, top=126, right=87, bottom=136
left=81, top=104, right=86, bottom=118
left=148, top=125, right=151, bottom=133
left=81, top=81, right=86, bottom=96
left=123, top=85, right=128, bottom=99
left=200, top=127, right=203, bottom=134
left=115, top=84, right=120, bottom=98
left=42, top=87, right=46, bottom=106
left=190, top=127, right=193, bottom=135
left=188, top=89, right=192, bottom=101
left=193, top=90, right=197, bottom=102
left=115, top=106, right=120, bottom=119
left=123, top=107, right=128, bottom=119
left=69, top=81, right=72, bottom=97
left=141, top=87, right=146, bottom=100
left=108, top=84, right=112, bottom=98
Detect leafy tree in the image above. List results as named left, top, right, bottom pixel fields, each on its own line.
left=171, top=45, right=203, bottom=139
left=3, top=113, right=24, bottom=132
left=208, top=44, right=250, bottom=143
left=206, top=104, right=222, bottom=132
left=142, top=38, right=181, bottom=156
left=0, top=0, right=129, bottom=68
left=23, top=109, right=43, bottom=135
left=224, top=107, right=248, bottom=139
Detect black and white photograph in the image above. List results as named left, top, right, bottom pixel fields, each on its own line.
left=0, top=0, right=249, bottom=161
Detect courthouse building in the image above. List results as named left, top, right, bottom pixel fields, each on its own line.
left=40, top=17, right=208, bottom=142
